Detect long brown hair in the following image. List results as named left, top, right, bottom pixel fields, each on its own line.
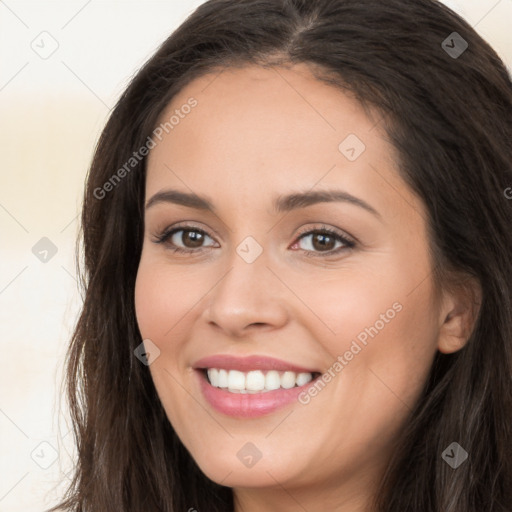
left=51, top=0, right=512, bottom=510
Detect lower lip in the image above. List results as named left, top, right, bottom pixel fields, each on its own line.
left=197, top=370, right=316, bottom=418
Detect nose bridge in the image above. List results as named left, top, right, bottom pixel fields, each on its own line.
left=204, top=238, right=289, bottom=335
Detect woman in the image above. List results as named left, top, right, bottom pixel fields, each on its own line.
left=52, top=0, right=512, bottom=510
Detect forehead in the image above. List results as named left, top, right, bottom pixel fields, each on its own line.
left=145, top=63, right=412, bottom=217
left=150, top=64, right=378, bottom=161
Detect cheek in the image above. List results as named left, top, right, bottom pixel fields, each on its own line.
left=134, top=264, right=172, bottom=339
left=134, top=259, right=205, bottom=341
left=134, top=259, right=197, bottom=428
left=133, top=258, right=199, bottom=401
left=300, top=279, right=438, bottom=464
left=294, top=263, right=439, bottom=401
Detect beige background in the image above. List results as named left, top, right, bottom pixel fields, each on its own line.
left=0, top=1, right=511, bottom=510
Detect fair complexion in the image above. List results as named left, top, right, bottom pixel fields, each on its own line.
left=134, top=63, right=474, bottom=512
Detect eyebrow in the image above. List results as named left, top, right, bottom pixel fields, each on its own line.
left=145, top=188, right=381, bottom=218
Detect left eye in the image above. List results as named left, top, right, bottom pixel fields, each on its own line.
left=292, top=230, right=353, bottom=253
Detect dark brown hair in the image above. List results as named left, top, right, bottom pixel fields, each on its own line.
left=51, top=0, right=512, bottom=510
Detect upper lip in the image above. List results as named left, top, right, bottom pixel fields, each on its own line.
left=193, top=355, right=319, bottom=373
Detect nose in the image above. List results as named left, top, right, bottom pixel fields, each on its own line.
left=203, top=252, right=290, bottom=338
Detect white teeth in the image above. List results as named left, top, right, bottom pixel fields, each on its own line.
left=265, top=370, right=281, bottom=390
left=207, top=368, right=218, bottom=386
left=281, top=371, right=296, bottom=389
left=218, top=369, right=229, bottom=388
left=228, top=370, right=246, bottom=391
left=246, top=370, right=265, bottom=391
left=206, top=368, right=315, bottom=393
left=296, top=372, right=313, bottom=386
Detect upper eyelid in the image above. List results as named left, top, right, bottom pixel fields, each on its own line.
left=153, top=216, right=355, bottom=238
left=156, top=224, right=351, bottom=240
left=159, top=225, right=218, bottom=245
left=157, top=222, right=219, bottom=240
left=295, top=224, right=355, bottom=243
left=161, top=224, right=217, bottom=240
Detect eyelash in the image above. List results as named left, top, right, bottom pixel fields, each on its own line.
left=152, top=223, right=356, bottom=257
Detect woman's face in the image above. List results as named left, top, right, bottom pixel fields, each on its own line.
left=135, top=63, right=448, bottom=504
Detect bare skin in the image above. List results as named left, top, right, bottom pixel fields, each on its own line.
left=134, top=63, right=476, bottom=512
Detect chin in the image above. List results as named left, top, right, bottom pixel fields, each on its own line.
left=186, top=443, right=298, bottom=488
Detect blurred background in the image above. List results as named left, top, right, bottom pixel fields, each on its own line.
left=0, top=1, right=511, bottom=510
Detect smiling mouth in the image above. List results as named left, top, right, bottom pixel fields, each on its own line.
left=202, top=368, right=322, bottom=393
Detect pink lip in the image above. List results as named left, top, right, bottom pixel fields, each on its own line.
left=193, top=354, right=317, bottom=373
left=193, top=355, right=319, bottom=418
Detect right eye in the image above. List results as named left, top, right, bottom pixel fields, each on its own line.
left=153, top=226, right=218, bottom=254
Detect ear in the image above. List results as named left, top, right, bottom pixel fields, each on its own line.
left=437, top=276, right=482, bottom=354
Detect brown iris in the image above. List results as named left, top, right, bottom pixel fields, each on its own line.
left=310, top=232, right=336, bottom=252
left=180, top=229, right=205, bottom=248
